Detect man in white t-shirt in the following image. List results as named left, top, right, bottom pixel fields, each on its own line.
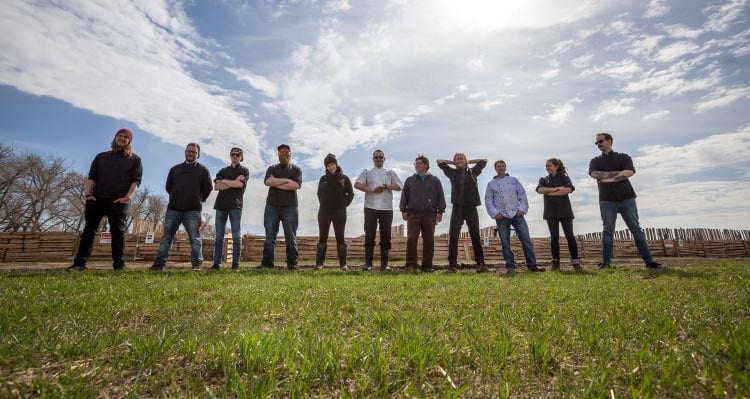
left=354, top=149, right=403, bottom=270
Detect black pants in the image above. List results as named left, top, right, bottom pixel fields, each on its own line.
left=74, top=199, right=128, bottom=267
left=546, top=218, right=579, bottom=260
left=406, top=214, right=436, bottom=267
left=448, top=205, right=484, bottom=266
left=364, top=208, right=393, bottom=251
left=318, top=208, right=347, bottom=246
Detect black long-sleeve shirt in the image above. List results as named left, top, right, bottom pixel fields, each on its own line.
left=400, top=173, right=446, bottom=215
left=165, top=162, right=212, bottom=211
left=88, top=151, right=143, bottom=199
left=317, top=173, right=354, bottom=210
left=438, top=160, right=486, bottom=206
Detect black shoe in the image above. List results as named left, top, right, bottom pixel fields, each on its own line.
left=550, top=260, right=560, bottom=271
left=150, top=262, right=165, bottom=271
left=380, top=265, right=392, bottom=271
left=257, top=262, right=275, bottom=269
left=645, top=261, right=662, bottom=269
left=191, top=263, right=202, bottom=271
left=503, top=267, right=516, bottom=276
left=476, top=264, right=489, bottom=273
left=66, top=264, right=86, bottom=271
left=421, top=266, right=434, bottom=273
left=527, top=265, right=546, bottom=272
left=211, top=264, right=221, bottom=270
left=597, top=262, right=611, bottom=269
left=113, top=264, right=126, bottom=271
left=572, top=260, right=583, bottom=270
left=231, top=263, right=240, bottom=271
left=446, top=266, right=458, bottom=274
left=287, top=265, right=299, bottom=271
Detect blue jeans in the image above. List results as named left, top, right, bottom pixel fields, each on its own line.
left=214, top=208, right=243, bottom=265
left=496, top=215, right=537, bottom=268
left=262, top=205, right=299, bottom=265
left=155, top=209, right=203, bottom=265
left=599, top=198, right=653, bottom=264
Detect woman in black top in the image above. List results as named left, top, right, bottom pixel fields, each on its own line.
left=316, top=153, right=354, bottom=270
left=536, top=158, right=581, bottom=270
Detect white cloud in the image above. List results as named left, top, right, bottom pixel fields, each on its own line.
left=704, top=0, right=748, bottom=32
left=592, top=97, right=636, bottom=121
left=694, top=86, right=750, bottom=112
left=323, top=0, right=351, bottom=14
left=642, top=110, right=670, bottom=120
left=654, top=41, right=700, bottom=62
left=583, top=59, right=642, bottom=81
left=0, top=1, right=265, bottom=171
left=623, top=58, right=722, bottom=96
left=535, top=97, right=582, bottom=124
left=656, top=23, right=704, bottom=39
left=644, top=0, right=670, bottom=19
left=228, top=68, right=280, bottom=98
left=571, top=54, right=593, bottom=69
left=627, top=34, right=664, bottom=57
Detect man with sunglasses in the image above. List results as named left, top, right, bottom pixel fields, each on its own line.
left=260, top=144, right=302, bottom=270
left=354, top=149, right=403, bottom=270
left=589, top=132, right=662, bottom=269
left=150, top=143, right=212, bottom=271
left=211, top=147, right=250, bottom=271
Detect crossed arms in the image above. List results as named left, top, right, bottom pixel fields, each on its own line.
left=265, top=175, right=300, bottom=190
left=589, top=170, right=634, bottom=183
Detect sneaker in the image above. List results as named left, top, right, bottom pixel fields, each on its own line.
left=572, top=259, right=582, bottom=270
left=150, top=262, right=165, bottom=271
left=340, top=265, right=348, bottom=271
left=550, top=260, right=560, bottom=271
left=380, top=266, right=392, bottom=271
left=363, top=265, right=372, bottom=271
left=527, top=265, right=546, bottom=272
left=66, top=264, right=86, bottom=271
left=503, top=267, right=516, bottom=276
left=315, top=264, right=324, bottom=270
left=210, top=264, right=221, bottom=270
left=192, top=263, right=201, bottom=271
left=645, top=261, right=662, bottom=269
left=597, top=262, right=611, bottom=269
left=231, top=263, right=240, bottom=271
left=421, top=266, right=434, bottom=273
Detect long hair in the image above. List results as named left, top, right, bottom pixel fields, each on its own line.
left=111, top=138, right=133, bottom=157
left=327, top=164, right=346, bottom=187
left=454, top=152, right=476, bottom=184
left=546, top=158, right=568, bottom=176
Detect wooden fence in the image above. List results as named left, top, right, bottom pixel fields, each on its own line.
left=1, top=228, right=749, bottom=263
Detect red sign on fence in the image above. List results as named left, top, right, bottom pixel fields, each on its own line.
left=99, top=232, right=111, bottom=244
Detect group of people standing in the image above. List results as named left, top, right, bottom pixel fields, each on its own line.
left=67, top=129, right=662, bottom=273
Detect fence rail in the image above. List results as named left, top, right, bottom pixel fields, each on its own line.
left=1, top=228, right=749, bottom=263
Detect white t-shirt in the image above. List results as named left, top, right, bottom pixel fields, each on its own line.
left=355, top=167, right=403, bottom=210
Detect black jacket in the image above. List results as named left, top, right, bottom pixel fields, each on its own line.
left=438, top=160, right=486, bottom=206
left=165, top=162, right=212, bottom=211
left=88, top=151, right=143, bottom=199
left=317, top=173, right=354, bottom=210
left=400, top=173, right=446, bottom=215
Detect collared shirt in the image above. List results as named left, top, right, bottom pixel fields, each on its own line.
left=588, top=151, right=637, bottom=201
left=213, top=163, right=250, bottom=210
left=265, top=163, right=302, bottom=207
left=484, top=174, right=529, bottom=218
left=88, top=151, right=142, bottom=199
left=355, top=167, right=403, bottom=211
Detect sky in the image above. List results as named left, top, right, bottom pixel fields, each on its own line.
left=1, top=0, right=749, bottom=238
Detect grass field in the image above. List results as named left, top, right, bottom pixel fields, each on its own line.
left=1, top=258, right=749, bottom=398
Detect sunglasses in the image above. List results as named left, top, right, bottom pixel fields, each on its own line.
left=278, top=149, right=291, bottom=154
left=373, top=156, right=384, bottom=159
left=230, top=153, right=241, bottom=157
left=595, top=139, right=606, bottom=145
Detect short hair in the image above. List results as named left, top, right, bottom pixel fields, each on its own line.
left=494, top=160, right=506, bottom=168
left=186, top=143, right=200, bottom=152
left=372, top=149, right=384, bottom=157
left=596, top=132, right=613, bottom=143
left=415, top=154, right=430, bottom=170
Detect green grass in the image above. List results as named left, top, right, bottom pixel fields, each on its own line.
left=1, top=259, right=749, bottom=398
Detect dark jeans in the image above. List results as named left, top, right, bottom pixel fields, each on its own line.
left=73, top=199, right=128, bottom=267
left=496, top=215, right=537, bottom=268
left=364, top=208, right=393, bottom=251
left=318, top=208, right=347, bottom=246
left=600, top=199, right=653, bottom=264
left=263, top=205, right=299, bottom=265
left=214, top=208, right=243, bottom=265
left=155, top=209, right=203, bottom=265
left=406, top=213, right=436, bottom=267
left=448, top=205, right=485, bottom=266
left=546, top=218, right=579, bottom=260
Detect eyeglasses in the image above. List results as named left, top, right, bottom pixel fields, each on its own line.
left=373, top=156, right=384, bottom=159
left=185, top=150, right=198, bottom=154
left=230, top=153, right=241, bottom=157
left=278, top=149, right=291, bottom=154
left=595, top=139, right=606, bottom=145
